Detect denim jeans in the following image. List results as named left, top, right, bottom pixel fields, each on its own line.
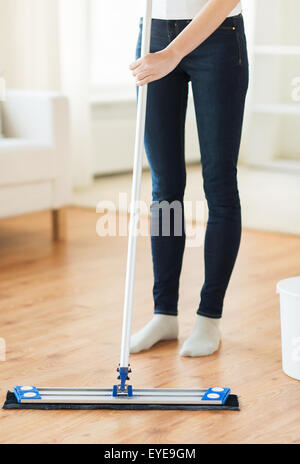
left=136, top=14, right=249, bottom=319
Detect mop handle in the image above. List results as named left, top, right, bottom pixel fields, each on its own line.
left=119, top=0, right=153, bottom=370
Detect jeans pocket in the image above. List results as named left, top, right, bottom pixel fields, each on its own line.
left=219, top=25, right=236, bottom=31
left=236, top=31, right=243, bottom=66
left=217, top=25, right=243, bottom=66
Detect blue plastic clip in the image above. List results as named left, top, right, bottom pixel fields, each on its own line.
left=112, top=365, right=133, bottom=397
left=112, top=384, right=133, bottom=397
left=201, top=387, right=231, bottom=404
left=14, top=386, right=42, bottom=403
left=119, top=367, right=128, bottom=391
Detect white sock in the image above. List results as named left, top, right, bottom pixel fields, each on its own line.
left=130, top=314, right=179, bottom=354
left=180, top=315, right=221, bottom=357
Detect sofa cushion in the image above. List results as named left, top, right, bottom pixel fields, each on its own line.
left=0, top=138, right=55, bottom=186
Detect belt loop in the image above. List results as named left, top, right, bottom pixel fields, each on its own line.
left=167, top=20, right=172, bottom=42
left=232, top=15, right=236, bottom=29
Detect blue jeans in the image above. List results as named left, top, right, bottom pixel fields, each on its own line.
left=136, top=14, right=249, bottom=319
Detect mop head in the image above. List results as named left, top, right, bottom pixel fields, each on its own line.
left=3, top=391, right=239, bottom=411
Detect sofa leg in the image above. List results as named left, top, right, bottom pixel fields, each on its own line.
left=52, top=208, right=67, bottom=241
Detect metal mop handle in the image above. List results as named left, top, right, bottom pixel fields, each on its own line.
left=118, top=0, right=153, bottom=391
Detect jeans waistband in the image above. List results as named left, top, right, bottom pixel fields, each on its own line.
left=140, top=13, right=243, bottom=25
left=139, top=13, right=244, bottom=34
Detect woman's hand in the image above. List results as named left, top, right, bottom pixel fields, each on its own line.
left=129, top=48, right=182, bottom=86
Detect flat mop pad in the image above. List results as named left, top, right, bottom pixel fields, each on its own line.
left=3, top=391, right=239, bottom=411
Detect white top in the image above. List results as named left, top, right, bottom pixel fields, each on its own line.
left=141, top=1, right=242, bottom=20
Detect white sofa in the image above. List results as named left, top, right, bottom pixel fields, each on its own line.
left=0, top=91, right=71, bottom=239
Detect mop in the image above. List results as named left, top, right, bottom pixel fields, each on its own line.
left=3, top=0, right=239, bottom=412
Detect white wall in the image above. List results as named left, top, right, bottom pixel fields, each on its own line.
left=0, top=0, right=60, bottom=91
left=0, top=0, right=92, bottom=187
left=241, top=0, right=300, bottom=166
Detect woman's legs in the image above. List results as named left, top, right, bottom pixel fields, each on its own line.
left=131, top=16, right=248, bottom=356
left=131, top=22, right=190, bottom=352
left=193, top=17, right=248, bottom=319
left=146, top=70, right=189, bottom=318
left=180, top=15, right=249, bottom=355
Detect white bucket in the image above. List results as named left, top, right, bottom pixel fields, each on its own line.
left=277, top=277, right=300, bottom=380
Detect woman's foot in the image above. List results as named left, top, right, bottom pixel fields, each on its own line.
left=180, top=315, right=221, bottom=357
left=130, top=314, right=179, bottom=354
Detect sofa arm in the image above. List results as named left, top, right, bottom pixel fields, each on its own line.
left=2, top=90, right=71, bottom=207
left=2, top=90, right=69, bottom=147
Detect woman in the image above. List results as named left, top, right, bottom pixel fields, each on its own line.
left=130, top=0, right=248, bottom=357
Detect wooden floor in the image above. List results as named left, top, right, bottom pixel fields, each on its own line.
left=0, top=208, right=299, bottom=444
